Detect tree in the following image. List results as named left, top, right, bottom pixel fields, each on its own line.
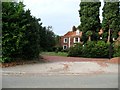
left=39, top=26, right=56, bottom=51
left=21, top=10, right=41, bottom=59
left=86, top=31, right=93, bottom=41
left=2, top=2, right=27, bottom=62
left=102, top=0, right=120, bottom=43
left=2, top=2, right=42, bottom=62
left=78, top=0, right=101, bottom=41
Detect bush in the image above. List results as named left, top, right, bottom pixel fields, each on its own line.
left=92, top=41, right=110, bottom=58
left=82, top=41, right=96, bottom=57
left=68, top=43, right=83, bottom=57
left=68, top=41, right=110, bottom=58
left=2, top=2, right=41, bottom=62
left=61, top=49, right=69, bottom=52
left=113, top=45, right=120, bottom=57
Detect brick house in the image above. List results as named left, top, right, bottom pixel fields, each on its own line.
left=60, top=26, right=83, bottom=50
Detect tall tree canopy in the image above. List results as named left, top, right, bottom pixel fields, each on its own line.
left=2, top=2, right=41, bottom=62
left=2, top=2, right=56, bottom=63
left=102, top=0, right=120, bottom=42
left=39, top=26, right=56, bottom=51
left=78, top=0, right=101, bottom=41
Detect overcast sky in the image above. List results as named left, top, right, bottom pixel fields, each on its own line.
left=23, top=0, right=104, bottom=36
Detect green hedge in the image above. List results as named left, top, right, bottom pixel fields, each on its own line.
left=82, top=41, right=96, bottom=58
left=113, top=45, right=120, bottom=57
left=2, top=2, right=41, bottom=63
left=68, top=41, right=111, bottom=58
left=68, top=43, right=83, bottom=57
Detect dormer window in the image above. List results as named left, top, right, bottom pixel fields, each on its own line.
left=76, top=30, right=79, bottom=35
left=64, top=38, right=68, bottom=43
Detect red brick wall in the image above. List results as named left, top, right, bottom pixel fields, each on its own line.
left=60, top=36, right=74, bottom=49
left=60, top=36, right=82, bottom=49
left=70, top=37, right=74, bottom=47
left=60, top=36, right=69, bottom=49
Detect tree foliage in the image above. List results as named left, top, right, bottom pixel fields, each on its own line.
left=39, top=26, right=56, bottom=51
left=78, top=1, right=101, bottom=41
left=102, top=1, right=120, bottom=41
left=68, top=41, right=110, bottom=58
left=2, top=2, right=56, bottom=63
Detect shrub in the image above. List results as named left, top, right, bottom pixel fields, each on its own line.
left=82, top=41, right=96, bottom=57
left=68, top=41, right=110, bottom=58
left=113, top=45, right=120, bottom=57
left=2, top=2, right=41, bottom=62
left=92, top=41, right=110, bottom=58
left=68, top=43, right=83, bottom=57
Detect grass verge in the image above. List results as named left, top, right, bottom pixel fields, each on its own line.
left=41, top=52, right=68, bottom=57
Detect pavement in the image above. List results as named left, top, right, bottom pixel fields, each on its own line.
left=2, top=55, right=119, bottom=88
left=2, top=61, right=118, bottom=76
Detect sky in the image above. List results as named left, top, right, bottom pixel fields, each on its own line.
left=23, top=0, right=104, bottom=36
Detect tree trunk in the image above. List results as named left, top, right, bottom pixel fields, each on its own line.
left=88, top=36, right=91, bottom=41
left=107, top=29, right=110, bottom=43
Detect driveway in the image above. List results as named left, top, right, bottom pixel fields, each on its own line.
left=2, top=55, right=118, bottom=75
left=2, top=55, right=119, bottom=88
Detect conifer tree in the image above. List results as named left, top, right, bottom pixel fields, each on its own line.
left=102, top=0, right=120, bottom=42
left=78, top=0, right=101, bottom=41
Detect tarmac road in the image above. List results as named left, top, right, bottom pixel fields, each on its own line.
left=2, top=73, right=118, bottom=88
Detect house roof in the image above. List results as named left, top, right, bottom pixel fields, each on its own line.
left=64, top=31, right=76, bottom=37
left=64, top=30, right=82, bottom=37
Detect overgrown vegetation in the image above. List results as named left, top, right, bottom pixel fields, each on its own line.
left=71, top=0, right=120, bottom=58
left=102, top=1, right=120, bottom=41
left=113, top=45, right=120, bottom=57
left=78, top=1, right=101, bottom=41
left=68, top=41, right=115, bottom=58
left=68, top=43, right=83, bottom=57
left=2, top=2, right=56, bottom=63
left=1, top=1, right=120, bottom=63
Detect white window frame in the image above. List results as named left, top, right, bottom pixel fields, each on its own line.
left=63, top=45, right=67, bottom=50
left=64, top=38, right=68, bottom=43
left=76, top=30, right=79, bottom=35
left=74, top=37, right=80, bottom=43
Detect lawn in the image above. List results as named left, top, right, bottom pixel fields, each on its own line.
left=41, top=52, right=68, bottom=57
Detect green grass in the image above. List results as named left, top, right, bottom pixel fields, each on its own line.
left=41, top=52, right=68, bottom=57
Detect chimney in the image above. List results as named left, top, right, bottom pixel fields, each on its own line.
left=72, top=26, right=76, bottom=32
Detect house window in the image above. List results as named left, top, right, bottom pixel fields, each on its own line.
left=64, top=38, right=68, bottom=43
left=75, top=38, right=79, bottom=42
left=63, top=45, right=67, bottom=50
left=76, top=30, right=79, bottom=35
left=74, top=37, right=79, bottom=43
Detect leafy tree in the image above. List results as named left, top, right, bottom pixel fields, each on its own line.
left=39, top=26, right=56, bottom=51
left=21, top=10, right=41, bottom=59
left=55, top=35, right=60, bottom=44
left=78, top=0, right=101, bottom=41
left=2, top=2, right=42, bottom=62
left=2, top=2, right=27, bottom=62
left=86, top=31, right=93, bottom=41
left=102, top=1, right=120, bottom=42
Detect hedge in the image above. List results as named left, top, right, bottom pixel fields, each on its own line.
left=68, top=41, right=112, bottom=58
